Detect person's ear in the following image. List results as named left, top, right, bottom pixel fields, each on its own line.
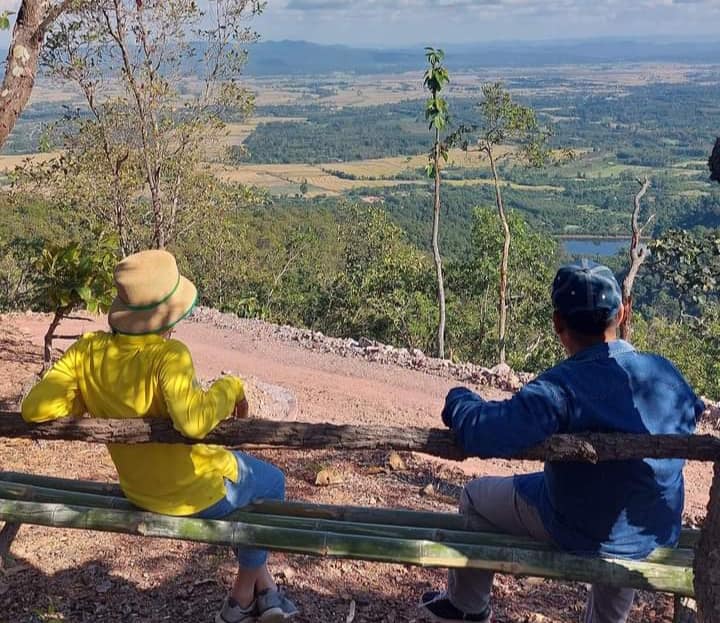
left=552, top=310, right=565, bottom=336
left=617, top=304, right=627, bottom=327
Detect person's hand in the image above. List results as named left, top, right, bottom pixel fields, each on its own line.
left=441, top=400, right=453, bottom=428
left=232, top=398, right=249, bottom=419
left=442, top=387, right=482, bottom=428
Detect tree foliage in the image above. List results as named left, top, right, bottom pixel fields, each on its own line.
left=317, top=205, right=436, bottom=351
left=34, top=233, right=116, bottom=315
left=633, top=308, right=720, bottom=399
left=32, top=232, right=117, bottom=368
left=650, top=228, right=720, bottom=314
left=472, top=82, right=559, bottom=364
left=14, top=0, right=262, bottom=254
left=423, top=46, right=450, bottom=358
left=448, top=207, right=562, bottom=370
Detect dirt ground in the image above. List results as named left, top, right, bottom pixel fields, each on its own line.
left=0, top=312, right=711, bottom=622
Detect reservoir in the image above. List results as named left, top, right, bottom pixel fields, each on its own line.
left=561, top=238, right=630, bottom=257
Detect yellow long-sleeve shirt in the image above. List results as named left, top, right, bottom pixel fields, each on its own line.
left=21, top=331, right=244, bottom=516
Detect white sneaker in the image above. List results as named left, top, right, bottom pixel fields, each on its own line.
left=215, top=597, right=257, bottom=623
left=256, top=589, right=299, bottom=623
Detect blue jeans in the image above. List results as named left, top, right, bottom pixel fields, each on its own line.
left=196, top=452, right=285, bottom=569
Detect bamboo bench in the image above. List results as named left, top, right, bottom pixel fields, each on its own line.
left=0, top=472, right=698, bottom=619
left=1, top=413, right=719, bottom=622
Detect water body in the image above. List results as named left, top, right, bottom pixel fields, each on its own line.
left=562, top=238, right=630, bottom=257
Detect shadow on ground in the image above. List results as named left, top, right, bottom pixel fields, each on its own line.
left=1, top=543, right=674, bottom=623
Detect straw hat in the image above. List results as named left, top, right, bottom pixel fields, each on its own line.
left=108, top=250, right=197, bottom=335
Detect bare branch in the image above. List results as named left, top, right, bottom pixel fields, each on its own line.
left=35, top=0, right=78, bottom=40
left=640, top=213, right=656, bottom=236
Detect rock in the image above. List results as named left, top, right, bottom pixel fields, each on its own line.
left=490, top=362, right=513, bottom=377
left=489, top=362, right=522, bottom=391
left=420, top=483, right=435, bottom=497
left=277, top=565, right=296, bottom=580
left=386, top=451, right=406, bottom=471
left=201, top=374, right=297, bottom=421
left=245, top=378, right=297, bottom=420
left=701, top=397, right=720, bottom=425
left=189, top=306, right=535, bottom=394
left=524, top=577, right=545, bottom=586
left=315, top=468, right=345, bottom=487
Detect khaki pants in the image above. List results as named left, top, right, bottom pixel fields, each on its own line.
left=447, top=476, right=636, bottom=623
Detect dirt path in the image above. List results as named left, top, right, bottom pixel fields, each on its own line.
left=0, top=311, right=711, bottom=622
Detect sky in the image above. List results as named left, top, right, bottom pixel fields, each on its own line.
left=252, top=0, right=720, bottom=46
left=2, top=0, right=720, bottom=48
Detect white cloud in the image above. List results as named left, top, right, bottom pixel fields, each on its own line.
left=2, top=0, right=718, bottom=48
left=253, top=0, right=720, bottom=44
left=281, top=0, right=720, bottom=10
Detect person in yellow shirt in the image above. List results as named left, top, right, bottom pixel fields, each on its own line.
left=22, top=250, right=298, bottom=623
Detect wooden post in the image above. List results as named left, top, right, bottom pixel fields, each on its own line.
left=694, top=461, right=720, bottom=622
left=0, top=522, right=20, bottom=568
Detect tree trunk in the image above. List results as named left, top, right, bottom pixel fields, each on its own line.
left=42, top=307, right=69, bottom=373
left=3, top=412, right=720, bottom=462
left=150, top=189, right=165, bottom=249
left=0, top=1, right=45, bottom=148
left=432, top=131, right=446, bottom=359
left=488, top=149, right=510, bottom=364
left=0, top=521, right=20, bottom=568
left=102, top=2, right=165, bottom=250
left=694, top=461, right=720, bottom=622
left=620, top=178, right=652, bottom=341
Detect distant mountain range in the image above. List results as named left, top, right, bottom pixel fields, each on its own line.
left=3, top=38, right=718, bottom=80
left=244, top=38, right=720, bottom=76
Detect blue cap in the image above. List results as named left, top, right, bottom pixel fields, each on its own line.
left=552, top=259, right=622, bottom=317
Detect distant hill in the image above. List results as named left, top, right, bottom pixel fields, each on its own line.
left=245, top=38, right=720, bottom=76
left=4, top=38, right=717, bottom=80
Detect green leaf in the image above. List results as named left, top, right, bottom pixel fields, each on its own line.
left=0, top=11, right=13, bottom=30
left=76, top=286, right=92, bottom=303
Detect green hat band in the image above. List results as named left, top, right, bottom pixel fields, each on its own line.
left=124, top=274, right=181, bottom=312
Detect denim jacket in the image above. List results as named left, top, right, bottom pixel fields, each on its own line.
left=442, top=340, right=705, bottom=559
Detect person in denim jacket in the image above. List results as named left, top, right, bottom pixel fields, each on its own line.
left=420, top=259, right=705, bottom=623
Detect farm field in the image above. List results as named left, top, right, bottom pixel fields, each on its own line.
left=2, top=60, right=718, bottom=237
left=209, top=146, right=569, bottom=197
left=210, top=161, right=416, bottom=196
left=241, top=62, right=713, bottom=109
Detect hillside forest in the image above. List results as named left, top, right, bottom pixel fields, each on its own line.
left=1, top=2, right=720, bottom=399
